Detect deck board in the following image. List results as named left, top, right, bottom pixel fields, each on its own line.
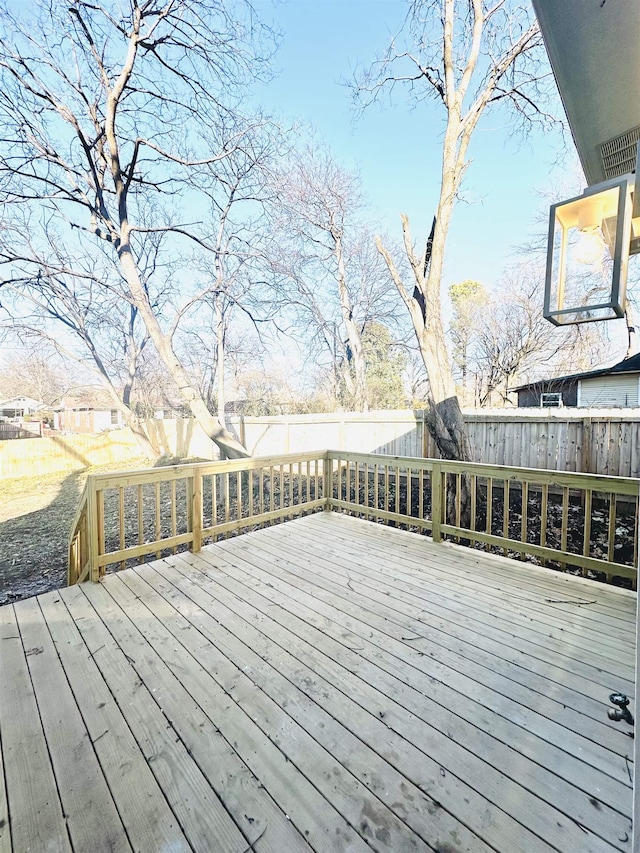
left=288, top=516, right=635, bottom=671
left=225, top=524, right=632, bottom=775
left=13, top=597, right=130, bottom=853
left=267, top=516, right=635, bottom=694
left=0, top=603, right=72, bottom=853
left=0, top=511, right=635, bottom=852
left=159, top=550, right=625, bottom=851
left=39, top=591, right=192, bottom=853
left=86, top=574, right=367, bottom=852
left=63, top=585, right=249, bottom=853
left=272, top=524, right=631, bottom=715
left=173, top=543, right=631, bottom=806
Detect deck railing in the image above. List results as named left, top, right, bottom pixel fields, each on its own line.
left=327, top=451, right=639, bottom=586
left=68, top=450, right=640, bottom=587
left=68, top=452, right=328, bottom=585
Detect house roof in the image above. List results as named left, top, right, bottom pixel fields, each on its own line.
left=54, top=390, right=117, bottom=410
left=512, top=352, right=640, bottom=393
left=0, top=396, right=44, bottom=410
left=532, top=0, right=640, bottom=187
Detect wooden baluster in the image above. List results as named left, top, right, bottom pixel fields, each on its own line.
left=280, top=463, right=285, bottom=518
left=520, top=480, right=528, bottom=560
left=137, top=484, right=144, bottom=564
left=607, top=494, right=617, bottom=582
left=560, top=485, right=569, bottom=571
left=212, top=473, right=218, bottom=538
left=155, top=481, right=161, bottom=558
left=485, top=477, right=493, bottom=552
left=192, top=468, right=202, bottom=553
left=502, top=480, right=510, bottom=556
left=470, top=476, right=477, bottom=535
left=171, top=480, right=177, bottom=554
left=224, top=471, right=230, bottom=529
left=395, top=465, right=400, bottom=519
left=96, top=487, right=105, bottom=578
left=582, top=489, right=592, bottom=577
left=431, top=463, right=442, bottom=543
left=118, top=486, right=125, bottom=570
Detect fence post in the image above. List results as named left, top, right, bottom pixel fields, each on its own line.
left=192, top=467, right=202, bottom=552
left=582, top=416, right=592, bottom=474
left=431, top=463, right=442, bottom=542
left=86, top=475, right=100, bottom=582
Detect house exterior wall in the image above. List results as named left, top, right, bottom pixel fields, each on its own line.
left=57, top=408, right=123, bottom=433
left=578, top=374, right=640, bottom=407
left=516, top=380, right=578, bottom=407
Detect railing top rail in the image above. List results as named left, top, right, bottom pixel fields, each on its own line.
left=89, top=448, right=640, bottom=496
left=92, top=450, right=329, bottom=490
left=328, top=450, right=640, bottom=495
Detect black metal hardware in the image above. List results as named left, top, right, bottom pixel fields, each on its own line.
left=608, top=692, right=634, bottom=725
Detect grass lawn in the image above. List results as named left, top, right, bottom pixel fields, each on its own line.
left=0, top=458, right=150, bottom=604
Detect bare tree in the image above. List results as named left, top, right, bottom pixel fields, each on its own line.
left=361, top=0, right=555, bottom=459
left=176, top=125, right=282, bottom=426
left=0, top=0, right=278, bottom=458
left=449, top=279, right=490, bottom=403
left=0, top=219, right=169, bottom=455
left=270, top=144, right=400, bottom=411
left=471, top=267, right=605, bottom=405
left=0, top=350, right=75, bottom=406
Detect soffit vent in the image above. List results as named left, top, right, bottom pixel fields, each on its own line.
left=600, top=126, right=640, bottom=179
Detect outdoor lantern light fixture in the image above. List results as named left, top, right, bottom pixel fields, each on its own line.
left=543, top=174, right=640, bottom=325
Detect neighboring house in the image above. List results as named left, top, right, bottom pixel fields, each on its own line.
left=0, top=396, right=44, bottom=419
left=54, top=396, right=124, bottom=433
left=513, top=353, right=640, bottom=408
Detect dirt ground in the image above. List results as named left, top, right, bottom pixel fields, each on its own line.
left=0, top=458, right=149, bottom=605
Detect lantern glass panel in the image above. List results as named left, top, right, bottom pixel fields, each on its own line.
left=544, top=179, right=631, bottom=325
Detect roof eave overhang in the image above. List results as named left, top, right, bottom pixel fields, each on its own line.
left=531, top=0, right=640, bottom=186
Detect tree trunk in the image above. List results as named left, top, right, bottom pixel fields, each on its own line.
left=417, top=318, right=472, bottom=528
left=118, top=247, right=249, bottom=458
left=335, top=233, right=368, bottom=410
left=125, top=412, right=159, bottom=459
left=215, top=294, right=227, bottom=459
left=85, top=337, right=158, bottom=460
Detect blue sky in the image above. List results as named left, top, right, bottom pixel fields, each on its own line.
left=254, top=0, right=575, bottom=294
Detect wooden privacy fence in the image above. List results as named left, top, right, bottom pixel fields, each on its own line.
left=69, top=450, right=639, bottom=588
left=8, top=409, right=640, bottom=480
left=242, top=410, right=640, bottom=476
left=0, top=422, right=41, bottom=440
left=450, top=410, right=640, bottom=477
left=220, top=409, right=640, bottom=477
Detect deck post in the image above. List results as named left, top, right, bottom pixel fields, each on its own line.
left=431, top=463, right=442, bottom=542
left=323, top=451, right=332, bottom=510
left=86, top=475, right=100, bottom=582
left=192, top=467, right=203, bottom=552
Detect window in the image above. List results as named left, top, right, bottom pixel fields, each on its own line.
left=541, top=392, right=563, bottom=407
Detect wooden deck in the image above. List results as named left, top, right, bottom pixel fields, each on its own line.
left=0, top=511, right=635, bottom=853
